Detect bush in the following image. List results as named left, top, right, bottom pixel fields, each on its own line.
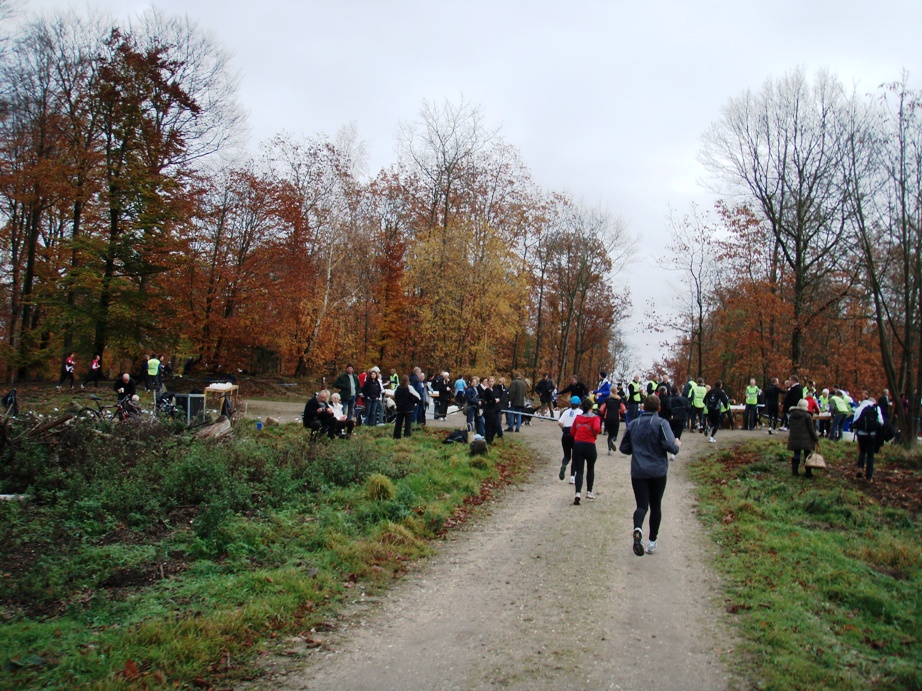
left=365, top=474, right=396, bottom=501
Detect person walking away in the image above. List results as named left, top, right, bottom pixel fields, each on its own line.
left=335, top=365, right=360, bottom=420
left=788, top=398, right=819, bottom=478
left=145, top=354, right=161, bottom=393
left=57, top=352, right=77, bottom=388
left=507, top=371, right=527, bottom=432
left=781, top=376, right=803, bottom=431
left=764, top=378, right=783, bottom=434
left=535, top=373, right=555, bottom=416
left=829, top=389, right=850, bottom=441
left=852, top=392, right=883, bottom=481
left=570, top=399, right=602, bottom=505
left=82, top=354, right=102, bottom=388
left=619, top=395, right=681, bottom=556
left=690, top=379, right=707, bottom=432
left=601, top=388, right=622, bottom=454
left=393, top=375, right=418, bottom=439
left=454, top=374, right=467, bottom=408
left=667, top=385, right=690, bottom=451
left=362, top=369, right=383, bottom=427
left=704, top=381, right=730, bottom=443
left=745, top=378, right=761, bottom=430
left=558, top=395, right=581, bottom=483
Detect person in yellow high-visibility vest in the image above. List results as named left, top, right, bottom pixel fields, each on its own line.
left=626, top=375, right=644, bottom=424
left=745, top=378, right=761, bottom=431
left=690, top=379, right=707, bottom=432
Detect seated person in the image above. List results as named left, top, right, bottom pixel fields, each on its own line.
left=329, top=393, right=356, bottom=437
left=303, top=389, right=336, bottom=438
left=113, top=373, right=137, bottom=404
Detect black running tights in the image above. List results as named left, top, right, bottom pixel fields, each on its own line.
left=631, top=475, right=668, bottom=541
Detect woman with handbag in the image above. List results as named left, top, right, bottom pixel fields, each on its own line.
left=788, top=398, right=820, bottom=478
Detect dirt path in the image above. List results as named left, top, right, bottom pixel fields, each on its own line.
left=243, top=409, right=744, bottom=690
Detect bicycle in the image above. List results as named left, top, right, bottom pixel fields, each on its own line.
left=77, top=395, right=142, bottom=422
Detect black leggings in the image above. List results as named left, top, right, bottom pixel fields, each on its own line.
left=669, top=419, right=685, bottom=440
left=572, top=441, right=598, bottom=493
left=632, top=475, right=668, bottom=541
left=605, top=417, right=620, bottom=449
left=561, top=430, right=574, bottom=466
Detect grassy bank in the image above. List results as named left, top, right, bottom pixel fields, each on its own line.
left=690, top=438, right=921, bottom=689
left=0, top=416, right=531, bottom=688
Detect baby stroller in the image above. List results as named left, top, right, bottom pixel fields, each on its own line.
left=382, top=395, right=397, bottom=424
left=156, top=391, right=179, bottom=419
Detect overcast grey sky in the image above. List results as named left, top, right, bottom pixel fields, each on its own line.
left=16, top=0, right=922, bottom=367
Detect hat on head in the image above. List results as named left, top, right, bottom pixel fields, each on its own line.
left=797, top=399, right=809, bottom=410
left=600, top=371, right=607, bottom=378
left=370, top=366, right=380, bottom=373
left=571, top=395, right=581, bottom=405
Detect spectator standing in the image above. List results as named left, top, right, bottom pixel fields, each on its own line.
left=145, top=354, right=161, bottom=393
left=491, top=377, right=507, bottom=440
left=465, top=377, right=483, bottom=435
left=620, top=395, right=681, bottom=556
left=506, top=371, right=528, bottom=432
left=744, top=378, right=761, bottom=430
left=764, top=378, right=783, bottom=434
left=432, top=371, right=451, bottom=420
left=788, top=399, right=819, bottom=478
left=535, top=373, right=555, bottom=416
left=481, top=377, right=499, bottom=443
left=626, top=375, right=644, bottom=425
left=558, top=375, right=589, bottom=403
left=334, top=365, right=360, bottom=420
left=829, top=389, right=850, bottom=441
left=393, top=375, right=418, bottom=439
left=781, top=376, right=803, bottom=430
left=454, top=374, right=467, bottom=407
left=362, top=369, right=383, bottom=427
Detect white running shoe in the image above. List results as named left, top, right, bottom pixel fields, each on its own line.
left=569, top=475, right=576, bottom=484
left=709, top=437, right=716, bottom=443
left=646, top=540, right=657, bottom=555
left=586, top=490, right=595, bottom=500
left=573, top=493, right=581, bottom=505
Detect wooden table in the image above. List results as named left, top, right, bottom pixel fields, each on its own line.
left=204, top=384, right=239, bottom=411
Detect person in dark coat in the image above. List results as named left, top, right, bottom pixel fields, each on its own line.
left=667, top=385, right=690, bottom=440
left=764, top=378, right=784, bottom=434
left=601, top=388, right=623, bottom=454
left=781, top=376, right=803, bottom=430
left=393, top=374, right=419, bottom=439
left=787, top=399, right=819, bottom=478
left=303, top=390, right=336, bottom=439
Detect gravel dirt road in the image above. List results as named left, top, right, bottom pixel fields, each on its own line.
left=242, top=409, right=745, bottom=690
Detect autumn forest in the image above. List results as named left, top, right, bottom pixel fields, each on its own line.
left=0, top=8, right=919, bottom=442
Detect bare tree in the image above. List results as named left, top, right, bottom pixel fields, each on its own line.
left=843, top=75, right=921, bottom=447
left=701, top=68, right=854, bottom=370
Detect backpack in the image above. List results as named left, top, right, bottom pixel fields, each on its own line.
left=852, top=405, right=880, bottom=434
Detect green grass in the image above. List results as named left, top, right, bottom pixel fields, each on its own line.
left=690, top=440, right=922, bottom=689
left=0, top=419, right=532, bottom=688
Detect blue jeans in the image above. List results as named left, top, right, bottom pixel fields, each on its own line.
left=344, top=395, right=356, bottom=420
left=365, top=398, right=380, bottom=427
left=512, top=406, right=525, bottom=431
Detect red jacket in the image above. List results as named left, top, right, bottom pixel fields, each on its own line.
left=571, top=413, right=601, bottom=443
